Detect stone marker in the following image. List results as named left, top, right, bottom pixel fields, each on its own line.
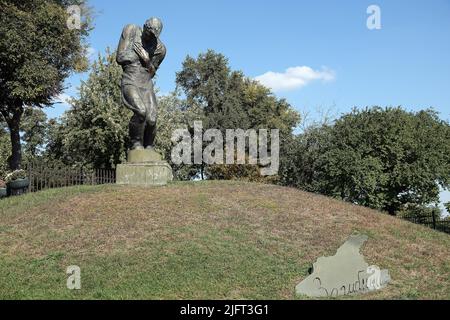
left=295, top=234, right=390, bottom=298
left=116, top=149, right=173, bottom=186
left=115, top=17, right=172, bottom=186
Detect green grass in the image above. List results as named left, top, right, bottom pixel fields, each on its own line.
left=1, top=181, right=449, bottom=300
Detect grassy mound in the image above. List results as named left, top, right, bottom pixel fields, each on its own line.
left=0, top=181, right=449, bottom=299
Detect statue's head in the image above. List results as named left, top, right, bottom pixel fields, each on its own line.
left=143, top=17, right=163, bottom=38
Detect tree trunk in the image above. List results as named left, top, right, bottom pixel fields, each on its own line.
left=3, top=107, right=23, bottom=171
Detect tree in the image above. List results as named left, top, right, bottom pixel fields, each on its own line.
left=176, top=50, right=300, bottom=180
left=156, top=91, right=203, bottom=180
left=50, top=51, right=129, bottom=168
left=0, top=0, right=92, bottom=170
left=21, top=107, right=49, bottom=161
left=0, top=121, right=10, bottom=178
left=279, top=125, right=333, bottom=190
left=284, top=107, right=450, bottom=215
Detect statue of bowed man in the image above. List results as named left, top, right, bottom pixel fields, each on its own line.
left=116, top=17, right=166, bottom=151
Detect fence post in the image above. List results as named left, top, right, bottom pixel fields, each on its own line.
left=27, top=162, right=33, bottom=193
left=432, top=210, right=437, bottom=230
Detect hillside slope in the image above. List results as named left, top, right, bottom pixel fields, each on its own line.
left=0, top=181, right=449, bottom=299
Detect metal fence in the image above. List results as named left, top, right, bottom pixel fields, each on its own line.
left=401, top=213, right=450, bottom=235
left=25, top=162, right=116, bottom=193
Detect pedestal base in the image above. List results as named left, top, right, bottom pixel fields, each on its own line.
left=116, top=149, right=173, bottom=186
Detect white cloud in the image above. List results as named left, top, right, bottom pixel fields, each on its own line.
left=254, top=66, right=336, bottom=92
left=53, top=93, right=72, bottom=105
left=51, top=93, right=74, bottom=114
left=43, top=93, right=75, bottom=118
left=87, top=46, right=96, bottom=59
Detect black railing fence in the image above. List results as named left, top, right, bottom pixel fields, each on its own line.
left=401, top=212, right=450, bottom=235
left=25, top=162, right=116, bottom=193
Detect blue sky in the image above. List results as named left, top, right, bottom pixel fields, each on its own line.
left=49, top=0, right=450, bottom=213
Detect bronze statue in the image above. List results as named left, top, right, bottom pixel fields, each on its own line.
left=117, top=17, right=166, bottom=150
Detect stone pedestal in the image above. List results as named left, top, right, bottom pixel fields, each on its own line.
left=116, top=149, right=173, bottom=186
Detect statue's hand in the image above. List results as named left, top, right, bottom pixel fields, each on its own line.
left=148, top=64, right=156, bottom=78
left=133, top=42, right=150, bottom=66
